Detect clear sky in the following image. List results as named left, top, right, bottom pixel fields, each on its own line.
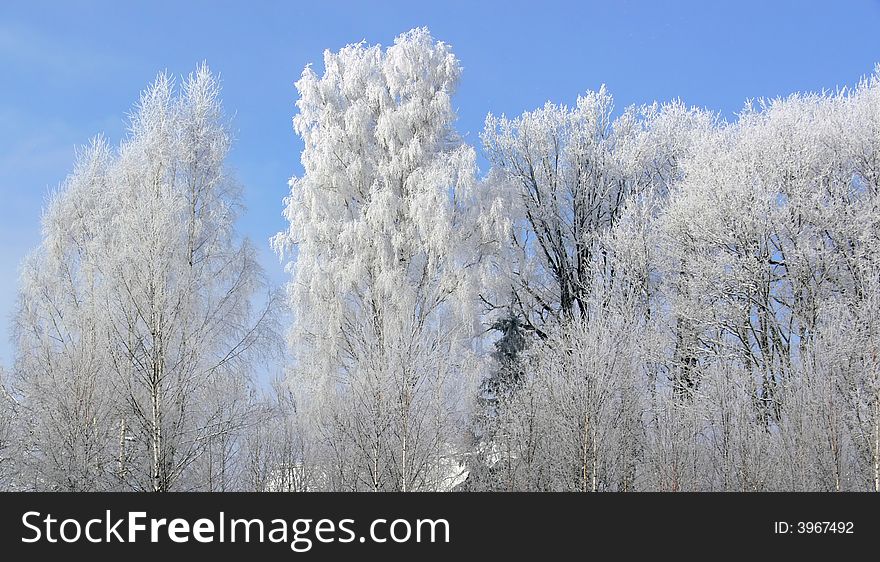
left=1, top=0, right=879, bottom=367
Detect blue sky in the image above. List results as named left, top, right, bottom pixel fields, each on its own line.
left=1, top=0, right=879, bottom=367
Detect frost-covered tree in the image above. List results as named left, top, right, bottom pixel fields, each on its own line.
left=274, top=28, right=480, bottom=491
left=0, top=367, right=18, bottom=489
left=466, top=63, right=880, bottom=492
left=647, top=66, right=880, bottom=489
left=240, top=380, right=317, bottom=492
left=103, top=66, right=279, bottom=492
left=480, top=92, right=712, bottom=334
left=472, top=293, right=644, bottom=491
left=659, top=69, right=880, bottom=422
left=13, top=65, right=278, bottom=492
left=469, top=89, right=712, bottom=491
left=13, top=138, right=121, bottom=490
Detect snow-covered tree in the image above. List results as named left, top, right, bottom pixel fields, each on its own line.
left=13, top=65, right=278, bottom=492
left=0, top=366, right=18, bottom=489
left=274, top=28, right=480, bottom=491
left=480, top=91, right=712, bottom=334
left=13, top=138, right=121, bottom=490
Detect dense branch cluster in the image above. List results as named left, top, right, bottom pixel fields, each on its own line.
left=2, top=28, right=880, bottom=491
